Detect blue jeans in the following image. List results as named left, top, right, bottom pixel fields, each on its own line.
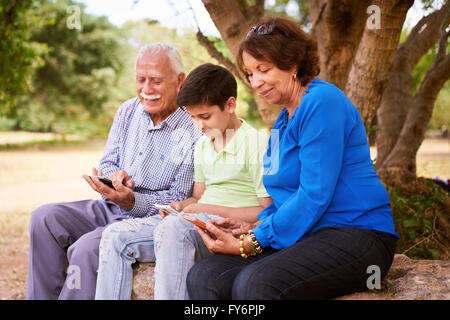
left=153, top=213, right=221, bottom=299
left=94, top=213, right=220, bottom=300
left=95, top=215, right=162, bottom=300
left=187, top=227, right=397, bottom=299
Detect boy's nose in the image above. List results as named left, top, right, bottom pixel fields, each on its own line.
left=194, top=119, right=203, bottom=130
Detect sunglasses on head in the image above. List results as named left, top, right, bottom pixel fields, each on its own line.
left=246, top=21, right=276, bottom=39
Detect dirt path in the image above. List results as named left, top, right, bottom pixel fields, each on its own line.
left=0, top=142, right=104, bottom=300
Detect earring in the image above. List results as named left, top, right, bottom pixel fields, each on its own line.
left=293, top=73, right=297, bottom=80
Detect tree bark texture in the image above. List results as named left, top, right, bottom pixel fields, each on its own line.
left=345, top=0, right=413, bottom=131
left=376, top=1, right=450, bottom=173
left=309, top=0, right=370, bottom=90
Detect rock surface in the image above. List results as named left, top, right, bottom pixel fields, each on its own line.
left=131, top=254, right=449, bottom=300
left=337, top=254, right=449, bottom=300
left=132, top=262, right=155, bottom=300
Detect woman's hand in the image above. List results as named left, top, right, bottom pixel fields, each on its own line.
left=194, top=222, right=241, bottom=255
left=210, top=218, right=257, bottom=236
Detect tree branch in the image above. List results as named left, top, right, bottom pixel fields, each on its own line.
left=251, top=0, right=265, bottom=23
left=399, top=0, right=450, bottom=70
left=195, top=30, right=249, bottom=88
left=235, top=0, right=252, bottom=21
left=436, top=9, right=450, bottom=60
left=310, top=2, right=326, bottom=36
left=376, top=0, right=450, bottom=168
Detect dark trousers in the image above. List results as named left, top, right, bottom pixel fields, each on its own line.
left=186, top=226, right=397, bottom=300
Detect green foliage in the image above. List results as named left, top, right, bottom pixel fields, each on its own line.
left=0, top=0, right=48, bottom=113
left=2, top=0, right=130, bottom=135
left=388, top=180, right=448, bottom=260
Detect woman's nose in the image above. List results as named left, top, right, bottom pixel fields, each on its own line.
left=250, top=74, right=263, bottom=88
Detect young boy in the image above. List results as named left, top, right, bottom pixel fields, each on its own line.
left=153, top=63, right=272, bottom=299
left=94, top=63, right=271, bottom=300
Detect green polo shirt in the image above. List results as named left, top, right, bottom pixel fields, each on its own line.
left=194, top=119, right=269, bottom=207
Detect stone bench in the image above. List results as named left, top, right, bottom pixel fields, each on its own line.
left=131, top=254, right=449, bottom=300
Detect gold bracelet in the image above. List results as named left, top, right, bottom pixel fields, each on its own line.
left=239, top=234, right=248, bottom=259
left=246, top=234, right=257, bottom=256
left=248, top=230, right=262, bottom=254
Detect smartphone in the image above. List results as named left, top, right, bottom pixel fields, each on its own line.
left=155, top=204, right=180, bottom=215
left=90, top=176, right=115, bottom=190
left=183, top=216, right=207, bottom=230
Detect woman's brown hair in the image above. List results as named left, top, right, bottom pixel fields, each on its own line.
left=237, top=15, right=320, bottom=87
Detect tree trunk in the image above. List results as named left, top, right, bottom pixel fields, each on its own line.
left=345, top=0, right=413, bottom=131
left=376, top=1, right=450, bottom=171
left=381, top=46, right=450, bottom=173
left=309, top=0, right=370, bottom=90
left=200, top=0, right=282, bottom=128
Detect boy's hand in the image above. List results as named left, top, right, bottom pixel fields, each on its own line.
left=159, top=202, right=182, bottom=218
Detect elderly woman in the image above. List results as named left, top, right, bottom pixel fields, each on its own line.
left=186, top=16, right=399, bottom=300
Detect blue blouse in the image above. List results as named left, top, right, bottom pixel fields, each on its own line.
left=253, top=79, right=399, bottom=249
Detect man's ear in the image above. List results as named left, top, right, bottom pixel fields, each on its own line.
left=177, top=73, right=186, bottom=90
left=225, top=96, right=236, bottom=113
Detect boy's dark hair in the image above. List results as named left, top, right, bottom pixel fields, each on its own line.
left=177, top=63, right=237, bottom=110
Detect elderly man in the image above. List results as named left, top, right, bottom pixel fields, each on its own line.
left=26, top=43, right=202, bottom=300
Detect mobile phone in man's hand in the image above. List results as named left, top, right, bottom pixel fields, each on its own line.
left=90, top=176, right=115, bottom=190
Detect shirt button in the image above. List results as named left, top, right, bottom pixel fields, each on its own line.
left=139, top=152, right=142, bottom=156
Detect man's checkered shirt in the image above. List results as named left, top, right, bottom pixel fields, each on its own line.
left=99, top=97, right=202, bottom=217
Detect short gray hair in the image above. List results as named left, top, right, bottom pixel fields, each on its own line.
left=135, top=43, right=185, bottom=75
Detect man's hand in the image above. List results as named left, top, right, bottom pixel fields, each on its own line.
left=83, top=168, right=135, bottom=211
left=109, top=170, right=135, bottom=189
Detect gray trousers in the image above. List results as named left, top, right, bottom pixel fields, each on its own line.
left=26, top=199, right=127, bottom=300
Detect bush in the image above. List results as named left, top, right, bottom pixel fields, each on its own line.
left=388, top=179, right=449, bottom=260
